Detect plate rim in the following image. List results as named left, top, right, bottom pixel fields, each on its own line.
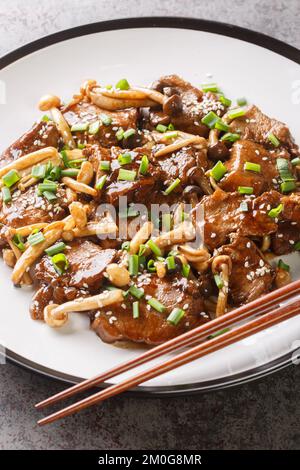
left=1, top=16, right=299, bottom=395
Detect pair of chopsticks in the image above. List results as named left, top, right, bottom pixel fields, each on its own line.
left=36, top=279, right=300, bottom=425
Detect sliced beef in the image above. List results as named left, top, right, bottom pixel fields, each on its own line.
left=202, top=189, right=280, bottom=250
left=148, top=74, right=226, bottom=136
left=63, top=101, right=141, bottom=148
left=271, top=192, right=300, bottom=254
left=216, top=236, right=275, bottom=305
left=219, top=140, right=293, bottom=195
left=0, top=121, right=60, bottom=168
left=230, top=105, right=299, bottom=155
left=91, top=272, right=210, bottom=345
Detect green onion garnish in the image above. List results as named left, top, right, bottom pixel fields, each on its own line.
left=164, top=131, right=178, bottom=139
left=41, top=114, right=50, bottom=122
left=168, top=123, right=175, bottom=130
left=291, top=157, right=300, bottom=166
left=220, top=132, right=240, bottom=142
left=31, top=164, right=46, bottom=179
left=237, top=97, right=247, bottom=106
left=45, top=242, right=66, bottom=256
left=38, top=181, right=58, bottom=194
left=43, top=191, right=57, bottom=202
left=123, top=128, right=136, bottom=140
left=201, top=83, right=219, bottom=93
left=71, top=122, right=89, bottom=132
left=2, top=169, right=20, bottom=188
left=121, top=241, right=130, bottom=251
left=208, top=328, right=230, bottom=339
left=268, top=203, right=283, bottom=218
left=215, top=120, right=230, bottom=132
left=210, top=161, right=227, bottom=181
left=276, top=158, right=294, bottom=182
left=77, top=143, right=86, bottom=149
left=88, top=120, right=100, bottom=135
left=147, top=239, right=162, bottom=257
left=147, top=297, right=166, bottom=313
left=127, top=207, right=139, bottom=218
left=238, top=186, right=253, bottom=195
left=118, top=169, right=136, bottom=181
left=2, top=187, right=11, bottom=204
left=61, top=169, right=80, bottom=178
left=133, top=301, right=139, bottom=319
left=228, top=107, right=246, bottom=120
left=51, top=253, right=69, bottom=275
left=116, top=128, right=124, bottom=141
left=268, top=133, right=280, bottom=147
left=95, top=174, right=107, bottom=190
left=48, top=166, right=61, bottom=181
left=138, top=244, right=147, bottom=256
left=129, top=285, right=144, bottom=299
left=219, top=95, right=232, bottom=107
left=118, top=153, right=132, bottom=165
left=147, top=259, right=156, bottom=272
left=139, top=155, right=149, bottom=175
left=99, top=161, right=111, bottom=171
left=128, top=254, right=139, bottom=276
left=166, top=256, right=176, bottom=271
left=201, top=111, right=220, bottom=129
left=294, top=241, right=300, bottom=251
left=167, top=307, right=185, bottom=325
left=161, top=213, right=172, bottom=232
left=277, top=259, right=290, bottom=271
left=28, top=231, right=45, bottom=246
left=280, top=181, right=296, bottom=193
left=100, top=114, right=112, bottom=126
left=164, top=178, right=181, bottom=195
left=156, top=124, right=168, bottom=133
left=214, top=274, right=224, bottom=289
left=12, top=234, right=25, bottom=252
left=116, top=78, right=130, bottom=90
left=244, top=162, right=261, bottom=173
left=182, top=263, right=190, bottom=278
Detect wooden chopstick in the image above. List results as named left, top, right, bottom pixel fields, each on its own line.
left=36, top=278, right=300, bottom=410
left=37, top=295, right=300, bottom=425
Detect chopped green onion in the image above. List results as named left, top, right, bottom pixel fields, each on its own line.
left=99, top=161, right=111, bottom=171
left=129, top=285, right=144, bottom=300
left=123, top=128, right=136, bottom=140
left=208, top=328, right=230, bottom=339
left=294, top=241, right=300, bottom=251
left=61, top=169, right=79, bottom=178
left=116, top=78, right=130, bottom=90
left=138, top=244, right=147, bottom=256
left=12, top=234, right=25, bottom=252
left=164, top=131, right=178, bottom=139
left=60, top=150, right=69, bottom=167
left=118, top=153, right=132, bottom=165
left=106, top=84, right=113, bottom=90
left=268, top=132, right=280, bottom=147
left=201, top=83, right=219, bottom=92
left=2, top=169, right=20, bottom=188
left=280, top=181, right=296, bottom=193
left=77, top=143, right=86, bottom=149
left=161, top=213, right=172, bottom=232
left=38, top=181, right=58, bottom=194
left=156, top=124, right=168, bottom=133
left=41, top=114, right=50, bottom=122
left=167, top=307, right=185, bottom=325
left=210, top=161, right=227, bottom=181
left=121, top=241, right=130, bottom=251
left=227, top=107, right=246, bottom=120
left=133, top=301, right=139, bottom=319
left=95, top=174, right=107, bottom=190
left=71, top=122, right=89, bottom=132
left=43, top=191, right=57, bottom=202
left=291, top=157, right=300, bottom=166
left=127, top=207, right=139, bottom=218
left=168, top=123, right=175, bottom=130
left=51, top=253, right=69, bottom=275
left=116, top=127, right=124, bottom=141
left=244, top=161, right=261, bottom=173
left=118, top=169, right=136, bottom=181
left=238, top=186, right=253, bottom=195
left=28, top=231, right=45, bottom=246
left=237, top=97, right=247, bottom=106
left=215, top=120, right=230, bottom=132
left=182, top=263, right=190, bottom=278
left=219, top=95, right=232, bottom=107
left=88, top=120, right=100, bottom=135
left=48, top=166, right=61, bottom=181
left=166, top=256, right=176, bottom=271
left=239, top=201, right=248, bottom=212
left=147, top=297, right=166, bottom=313
left=201, top=111, right=220, bottom=129
left=214, top=274, right=224, bottom=289
left=220, top=132, right=240, bottom=142
left=268, top=203, right=283, bottom=218
left=100, top=113, right=112, bottom=126
left=147, top=239, right=162, bottom=257
left=276, top=158, right=294, bottom=182
left=128, top=254, right=139, bottom=276
left=139, top=155, right=149, bottom=175
left=45, top=242, right=66, bottom=256
left=147, top=259, right=156, bottom=272
left=164, top=178, right=181, bottom=195
left=2, top=187, right=11, bottom=204
left=31, top=164, right=46, bottom=179
left=278, top=259, right=290, bottom=271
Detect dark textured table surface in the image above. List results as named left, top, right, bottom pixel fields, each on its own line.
left=0, top=0, right=299, bottom=450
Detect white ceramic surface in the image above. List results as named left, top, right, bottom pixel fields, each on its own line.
left=0, top=25, right=299, bottom=390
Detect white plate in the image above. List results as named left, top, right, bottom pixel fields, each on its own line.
left=0, top=18, right=300, bottom=394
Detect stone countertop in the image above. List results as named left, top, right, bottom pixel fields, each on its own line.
left=0, top=0, right=299, bottom=450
